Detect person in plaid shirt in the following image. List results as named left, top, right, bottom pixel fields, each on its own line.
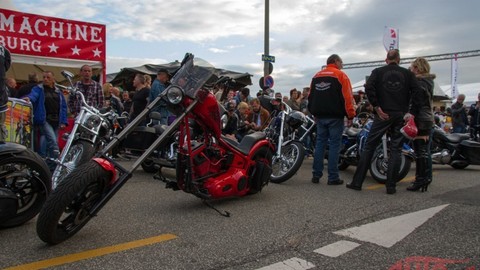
left=68, top=65, right=104, bottom=115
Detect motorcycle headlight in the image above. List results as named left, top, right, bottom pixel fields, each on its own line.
left=167, top=86, right=184, bottom=105
left=84, top=113, right=102, bottom=130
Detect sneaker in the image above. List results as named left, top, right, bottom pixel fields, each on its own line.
left=311, top=177, right=320, bottom=184
left=327, top=179, right=344, bottom=185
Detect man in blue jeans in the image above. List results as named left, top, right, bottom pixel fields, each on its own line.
left=24, top=71, right=68, bottom=161
left=308, top=54, right=356, bottom=185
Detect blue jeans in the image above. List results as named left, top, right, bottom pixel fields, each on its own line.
left=36, top=122, right=60, bottom=159
left=312, top=118, right=344, bottom=181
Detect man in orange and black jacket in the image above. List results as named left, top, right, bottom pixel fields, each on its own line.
left=308, top=54, right=356, bottom=185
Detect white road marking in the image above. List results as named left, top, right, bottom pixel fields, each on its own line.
left=313, top=240, right=361, bottom=257
left=256, top=257, right=315, bottom=270
left=333, top=204, right=449, bottom=248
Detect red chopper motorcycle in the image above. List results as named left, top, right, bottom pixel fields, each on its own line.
left=36, top=54, right=274, bottom=244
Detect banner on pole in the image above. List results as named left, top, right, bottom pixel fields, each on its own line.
left=451, top=54, right=458, bottom=99
left=383, top=26, right=399, bottom=52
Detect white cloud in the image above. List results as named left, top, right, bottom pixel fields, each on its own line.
left=12, top=0, right=480, bottom=95
left=209, top=48, right=228, bottom=53
left=106, top=56, right=169, bottom=74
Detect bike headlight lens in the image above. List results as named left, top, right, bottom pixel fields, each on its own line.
left=84, top=114, right=101, bottom=129
left=167, top=86, right=184, bottom=104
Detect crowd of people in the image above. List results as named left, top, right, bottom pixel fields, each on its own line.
left=0, top=47, right=175, bottom=163
left=2, top=43, right=480, bottom=195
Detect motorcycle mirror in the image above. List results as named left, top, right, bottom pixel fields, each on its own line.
left=61, top=70, right=75, bottom=79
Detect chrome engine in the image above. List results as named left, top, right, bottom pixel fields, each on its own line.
left=431, top=149, right=451, bottom=164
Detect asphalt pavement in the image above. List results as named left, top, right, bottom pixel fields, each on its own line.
left=1, top=158, right=479, bottom=270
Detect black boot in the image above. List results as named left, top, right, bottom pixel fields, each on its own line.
left=407, top=139, right=429, bottom=192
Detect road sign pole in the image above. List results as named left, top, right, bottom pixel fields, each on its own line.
left=263, top=0, right=269, bottom=89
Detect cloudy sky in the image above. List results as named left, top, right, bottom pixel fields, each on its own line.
left=6, top=0, right=480, bottom=97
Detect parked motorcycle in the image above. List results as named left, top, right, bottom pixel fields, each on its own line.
left=266, top=101, right=310, bottom=183
left=121, top=111, right=177, bottom=173
left=36, top=54, right=274, bottom=244
left=51, top=74, right=127, bottom=189
left=336, top=112, right=414, bottom=184
left=430, top=126, right=480, bottom=169
left=0, top=142, right=51, bottom=228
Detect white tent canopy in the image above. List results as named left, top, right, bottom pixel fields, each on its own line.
left=441, top=83, right=480, bottom=104
left=7, top=54, right=103, bottom=84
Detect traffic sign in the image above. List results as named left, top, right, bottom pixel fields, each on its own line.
left=259, top=76, right=274, bottom=90
left=262, top=54, right=275, bottom=63
left=264, top=75, right=274, bottom=88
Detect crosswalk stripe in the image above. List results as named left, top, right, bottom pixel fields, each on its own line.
left=313, top=240, right=361, bottom=257
left=256, top=257, right=315, bottom=270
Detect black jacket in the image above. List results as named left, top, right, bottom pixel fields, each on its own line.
left=410, top=74, right=435, bottom=130
left=365, top=63, right=420, bottom=115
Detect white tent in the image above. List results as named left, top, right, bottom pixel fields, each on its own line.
left=441, top=83, right=480, bottom=104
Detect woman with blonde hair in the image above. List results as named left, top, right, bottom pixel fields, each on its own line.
left=235, top=101, right=250, bottom=141
left=405, top=57, right=436, bottom=192
left=144, top=74, right=152, bottom=89
left=102, top=82, right=113, bottom=107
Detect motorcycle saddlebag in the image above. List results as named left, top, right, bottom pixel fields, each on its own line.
left=458, top=140, right=480, bottom=164
left=0, top=188, right=18, bottom=224
left=123, top=126, right=157, bottom=151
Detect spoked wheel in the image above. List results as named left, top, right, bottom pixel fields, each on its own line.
left=0, top=149, right=51, bottom=228
left=52, top=140, right=95, bottom=189
left=36, top=160, right=111, bottom=244
left=337, top=147, right=350, bottom=171
left=369, top=146, right=411, bottom=184
left=270, top=141, right=305, bottom=184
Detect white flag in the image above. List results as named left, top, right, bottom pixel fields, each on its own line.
left=451, top=54, right=458, bottom=99
left=383, top=26, right=399, bottom=52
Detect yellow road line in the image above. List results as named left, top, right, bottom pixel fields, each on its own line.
left=4, top=234, right=177, bottom=270
left=365, top=172, right=437, bottom=190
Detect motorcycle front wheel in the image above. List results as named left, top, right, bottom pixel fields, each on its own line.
left=270, top=141, right=305, bottom=184
left=36, top=160, right=111, bottom=244
left=0, top=149, right=51, bottom=228
left=141, top=158, right=157, bottom=173
left=52, top=140, right=96, bottom=188
left=369, top=147, right=411, bottom=184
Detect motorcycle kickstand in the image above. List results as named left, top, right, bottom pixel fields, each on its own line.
left=202, top=200, right=231, bottom=217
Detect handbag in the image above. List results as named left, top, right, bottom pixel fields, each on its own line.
left=401, top=116, right=418, bottom=140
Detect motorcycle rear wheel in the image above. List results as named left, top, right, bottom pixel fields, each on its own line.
left=369, top=147, right=411, bottom=184
left=36, top=160, right=111, bottom=244
left=270, top=141, right=305, bottom=184
left=0, top=149, right=51, bottom=228
left=52, top=140, right=96, bottom=188
left=450, top=163, right=469, bottom=169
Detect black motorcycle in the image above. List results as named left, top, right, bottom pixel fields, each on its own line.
left=266, top=102, right=310, bottom=183
left=430, top=126, right=480, bottom=169
left=121, top=111, right=177, bottom=173
left=0, top=142, right=51, bottom=228
left=52, top=72, right=127, bottom=189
